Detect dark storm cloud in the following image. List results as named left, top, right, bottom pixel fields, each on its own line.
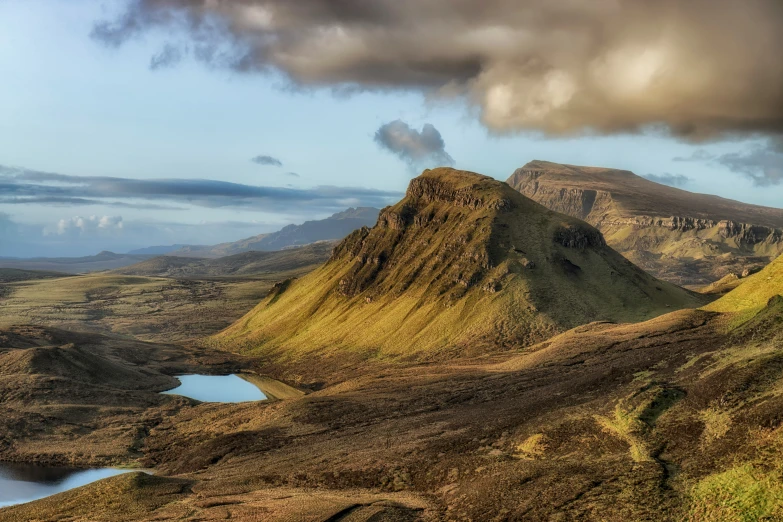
left=375, top=120, right=454, bottom=169
left=91, top=0, right=783, bottom=138
left=251, top=155, right=283, bottom=167
left=642, top=173, right=690, bottom=187
left=0, top=165, right=400, bottom=211
left=149, top=43, right=185, bottom=70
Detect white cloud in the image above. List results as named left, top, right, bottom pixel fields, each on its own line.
left=47, top=215, right=124, bottom=237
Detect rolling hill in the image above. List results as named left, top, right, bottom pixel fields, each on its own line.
left=214, top=168, right=706, bottom=360
left=113, top=242, right=334, bottom=279
left=169, top=207, right=380, bottom=258
left=0, top=251, right=153, bottom=274
left=0, top=268, right=72, bottom=283
left=126, top=245, right=192, bottom=256
left=507, top=161, right=783, bottom=287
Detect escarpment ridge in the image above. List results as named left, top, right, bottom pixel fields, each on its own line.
left=508, top=161, right=783, bottom=286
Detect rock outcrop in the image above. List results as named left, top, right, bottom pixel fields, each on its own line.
left=508, top=161, right=783, bottom=286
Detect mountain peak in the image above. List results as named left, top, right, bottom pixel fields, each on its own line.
left=404, top=168, right=514, bottom=212
left=215, top=168, right=703, bottom=360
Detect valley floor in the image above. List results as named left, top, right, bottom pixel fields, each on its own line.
left=0, top=272, right=302, bottom=342
left=1, top=301, right=782, bottom=521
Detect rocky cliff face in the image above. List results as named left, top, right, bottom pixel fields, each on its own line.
left=509, top=168, right=613, bottom=223
left=406, top=175, right=514, bottom=212
left=330, top=171, right=606, bottom=300
left=508, top=162, right=783, bottom=286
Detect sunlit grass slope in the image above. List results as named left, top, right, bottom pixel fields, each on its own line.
left=704, top=254, right=783, bottom=313
left=215, top=168, right=705, bottom=360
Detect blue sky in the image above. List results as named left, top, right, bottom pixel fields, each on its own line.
left=0, top=0, right=781, bottom=256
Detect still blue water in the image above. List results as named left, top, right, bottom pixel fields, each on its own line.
left=161, top=374, right=267, bottom=402
left=0, top=463, right=131, bottom=508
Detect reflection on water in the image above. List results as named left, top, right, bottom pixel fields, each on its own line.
left=161, top=374, right=267, bottom=403
left=0, top=462, right=131, bottom=508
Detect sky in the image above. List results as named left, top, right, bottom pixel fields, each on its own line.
left=1, top=0, right=781, bottom=257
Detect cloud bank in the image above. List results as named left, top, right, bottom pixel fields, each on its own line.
left=92, top=0, right=783, bottom=138
left=375, top=120, right=454, bottom=169
left=0, top=165, right=400, bottom=212
left=49, top=215, right=124, bottom=237
left=671, top=139, right=783, bottom=186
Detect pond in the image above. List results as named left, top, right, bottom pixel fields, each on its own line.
left=0, top=462, right=132, bottom=508
left=161, top=374, right=267, bottom=403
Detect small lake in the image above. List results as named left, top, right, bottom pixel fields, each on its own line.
left=0, top=462, right=131, bottom=508
left=162, top=374, right=267, bottom=403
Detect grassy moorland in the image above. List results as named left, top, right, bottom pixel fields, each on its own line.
left=0, top=242, right=330, bottom=342
left=0, top=268, right=73, bottom=283
left=0, top=282, right=781, bottom=520
left=0, top=271, right=303, bottom=342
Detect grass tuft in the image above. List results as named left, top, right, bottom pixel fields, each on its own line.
left=688, top=464, right=783, bottom=522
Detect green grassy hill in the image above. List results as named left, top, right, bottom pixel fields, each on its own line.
left=215, top=168, right=705, bottom=360
left=704, top=253, right=783, bottom=313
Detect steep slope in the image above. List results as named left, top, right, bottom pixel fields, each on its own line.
left=215, top=168, right=705, bottom=360
left=507, top=161, right=783, bottom=286
left=170, top=207, right=380, bottom=258
left=112, top=242, right=334, bottom=279
left=704, top=253, right=783, bottom=313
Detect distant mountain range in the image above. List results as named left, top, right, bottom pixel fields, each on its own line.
left=0, top=207, right=379, bottom=274
left=507, top=160, right=783, bottom=287
left=167, top=207, right=380, bottom=258
left=113, top=242, right=335, bottom=280
left=126, top=245, right=191, bottom=256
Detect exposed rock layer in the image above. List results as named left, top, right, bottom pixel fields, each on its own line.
left=508, top=161, right=783, bottom=286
